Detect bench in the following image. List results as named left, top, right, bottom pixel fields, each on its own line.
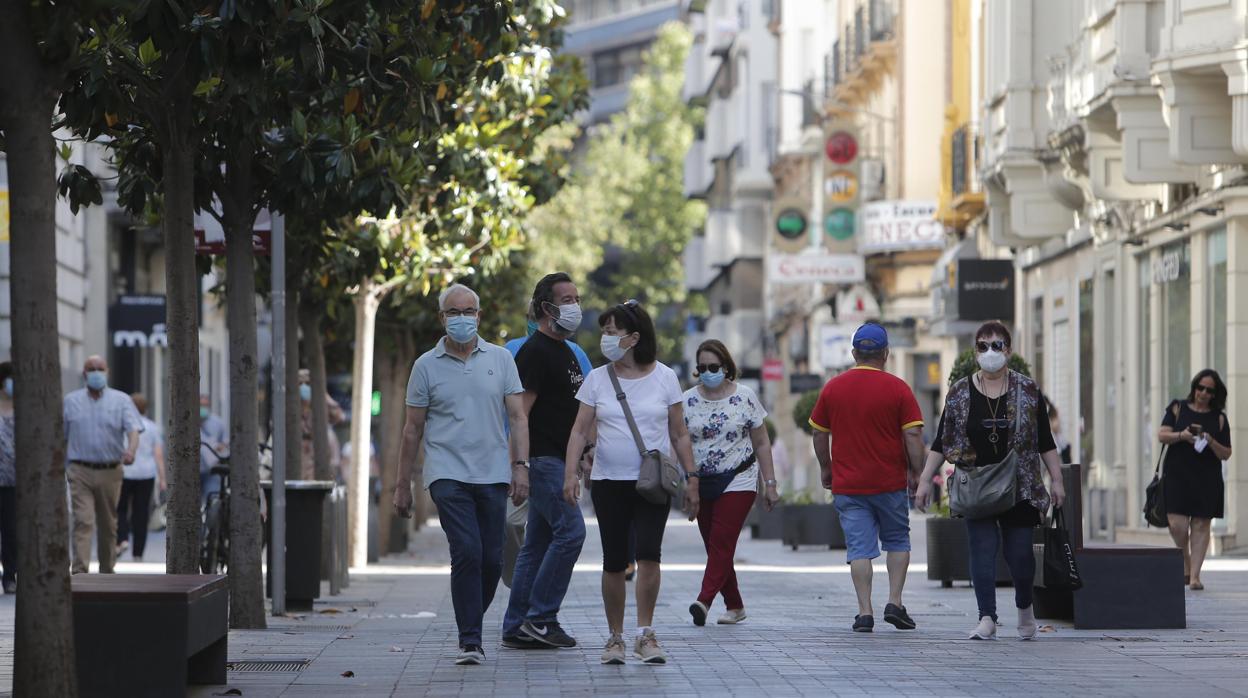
left=1033, top=464, right=1185, bottom=629
left=72, top=574, right=228, bottom=698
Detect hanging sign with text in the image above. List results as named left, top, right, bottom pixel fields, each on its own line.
left=858, top=200, right=944, bottom=254
left=768, top=252, right=865, bottom=285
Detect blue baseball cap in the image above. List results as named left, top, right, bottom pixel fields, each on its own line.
left=852, top=323, right=888, bottom=351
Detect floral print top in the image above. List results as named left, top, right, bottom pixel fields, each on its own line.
left=683, top=383, right=767, bottom=494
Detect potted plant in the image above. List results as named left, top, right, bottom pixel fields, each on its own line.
left=781, top=490, right=845, bottom=550
left=926, top=351, right=1034, bottom=586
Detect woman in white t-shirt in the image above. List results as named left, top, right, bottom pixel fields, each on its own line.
left=563, top=300, right=697, bottom=666
left=682, top=340, right=780, bottom=628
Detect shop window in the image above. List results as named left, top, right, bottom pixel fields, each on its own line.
left=1031, top=296, right=1044, bottom=391
left=1078, top=278, right=1094, bottom=465
left=1158, top=241, right=1191, bottom=403
left=1137, top=256, right=1153, bottom=520
left=1102, top=269, right=1117, bottom=468
left=592, top=42, right=648, bottom=89
left=1208, top=228, right=1227, bottom=375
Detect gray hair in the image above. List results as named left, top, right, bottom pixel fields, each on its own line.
left=438, top=283, right=480, bottom=310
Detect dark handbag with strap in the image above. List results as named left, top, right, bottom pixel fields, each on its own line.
left=1042, top=505, right=1083, bottom=591
left=948, top=376, right=1021, bottom=519
left=1144, top=445, right=1168, bottom=528
left=607, top=365, right=682, bottom=505
left=698, top=453, right=757, bottom=502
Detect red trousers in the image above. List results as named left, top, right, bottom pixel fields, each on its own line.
left=696, top=490, right=756, bottom=609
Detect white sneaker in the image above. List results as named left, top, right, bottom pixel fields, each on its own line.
left=1017, top=606, right=1037, bottom=640
left=969, top=616, right=997, bottom=640
left=717, top=608, right=747, bottom=624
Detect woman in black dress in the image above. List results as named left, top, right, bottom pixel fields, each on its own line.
left=1158, top=369, right=1232, bottom=590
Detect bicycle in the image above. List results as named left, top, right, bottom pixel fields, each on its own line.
left=199, top=441, right=270, bottom=574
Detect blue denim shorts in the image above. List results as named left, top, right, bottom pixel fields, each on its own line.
left=834, top=490, right=911, bottom=562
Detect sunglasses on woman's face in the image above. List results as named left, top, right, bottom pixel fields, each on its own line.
left=696, top=363, right=722, bottom=374
left=976, top=340, right=1008, bottom=353
left=1195, top=384, right=1217, bottom=395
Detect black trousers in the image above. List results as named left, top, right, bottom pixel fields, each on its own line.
left=116, top=478, right=155, bottom=559
left=0, top=486, right=15, bottom=584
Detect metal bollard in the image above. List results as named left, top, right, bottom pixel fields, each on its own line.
left=328, top=487, right=341, bottom=596
left=336, top=486, right=350, bottom=589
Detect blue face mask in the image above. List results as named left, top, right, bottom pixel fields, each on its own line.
left=446, top=316, right=479, bottom=344
left=699, top=370, right=725, bottom=389
left=299, top=384, right=312, bottom=402
left=2, top=378, right=12, bottom=397
left=86, top=371, right=107, bottom=391
left=525, top=319, right=539, bottom=337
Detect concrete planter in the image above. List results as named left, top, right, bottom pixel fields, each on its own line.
left=925, top=517, right=1022, bottom=587
left=781, top=503, right=846, bottom=550
left=750, top=502, right=785, bottom=540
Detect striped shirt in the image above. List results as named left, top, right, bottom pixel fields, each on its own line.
left=64, top=387, right=143, bottom=464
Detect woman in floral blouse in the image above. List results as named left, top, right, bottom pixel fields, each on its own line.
left=683, top=340, right=780, bottom=626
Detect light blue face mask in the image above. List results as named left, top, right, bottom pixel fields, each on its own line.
left=2, top=378, right=12, bottom=397
left=299, top=383, right=312, bottom=402
left=86, top=370, right=107, bottom=391
left=699, top=370, right=725, bottom=389
left=446, top=316, right=479, bottom=344
left=526, top=319, right=539, bottom=337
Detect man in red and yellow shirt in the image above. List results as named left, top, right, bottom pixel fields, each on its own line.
left=808, top=323, right=926, bottom=634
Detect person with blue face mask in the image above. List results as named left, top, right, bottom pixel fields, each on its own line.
left=64, top=355, right=143, bottom=574
left=681, top=340, right=780, bottom=628
left=198, top=394, right=229, bottom=505
left=0, top=362, right=16, bottom=592
left=297, top=369, right=343, bottom=480
left=393, top=283, right=530, bottom=666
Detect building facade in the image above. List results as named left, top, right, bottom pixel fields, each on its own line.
left=972, top=0, right=1247, bottom=550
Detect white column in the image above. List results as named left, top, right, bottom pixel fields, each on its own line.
left=1223, top=211, right=1248, bottom=546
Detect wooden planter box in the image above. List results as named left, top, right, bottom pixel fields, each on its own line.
left=750, top=503, right=785, bottom=540
left=781, top=504, right=846, bottom=550
left=925, top=516, right=1015, bottom=587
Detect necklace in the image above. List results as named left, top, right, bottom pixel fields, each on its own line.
left=978, top=373, right=1005, bottom=454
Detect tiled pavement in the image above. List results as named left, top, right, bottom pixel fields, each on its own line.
left=3, top=510, right=1248, bottom=697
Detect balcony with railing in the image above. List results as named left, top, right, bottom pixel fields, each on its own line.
left=937, top=120, right=985, bottom=230
left=822, top=0, right=896, bottom=107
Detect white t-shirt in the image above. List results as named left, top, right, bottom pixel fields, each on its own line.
left=126, top=416, right=162, bottom=481
left=683, top=383, right=767, bottom=493
left=576, top=362, right=683, bottom=481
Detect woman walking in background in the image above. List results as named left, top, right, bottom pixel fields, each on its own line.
left=117, top=393, right=165, bottom=562
left=0, top=362, right=17, bottom=592
left=1158, top=369, right=1232, bottom=590
left=683, top=339, right=779, bottom=626
left=914, top=321, right=1065, bottom=640
left=564, top=300, right=698, bottom=665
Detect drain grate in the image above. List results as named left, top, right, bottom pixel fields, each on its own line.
left=227, top=660, right=310, bottom=673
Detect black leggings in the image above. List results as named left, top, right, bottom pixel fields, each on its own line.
left=591, top=479, right=668, bottom=573
left=116, top=478, right=155, bottom=558
left=0, top=487, right=15, bottom=584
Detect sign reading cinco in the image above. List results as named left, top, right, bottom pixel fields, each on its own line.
left=768, top=252, right=866, bottom=285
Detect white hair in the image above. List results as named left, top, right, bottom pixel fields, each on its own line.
left=438, top=283, right=480, bottom=310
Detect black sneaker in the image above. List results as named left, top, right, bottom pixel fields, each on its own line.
left=520, top=620, right=577, bottom=648
left=884, top=603, right=916, bottom=630
left=501, top=633, right=556, bottom=650
left=853, top=614, right=874, bottom=633
left=456, top=645, right=485, bottom=665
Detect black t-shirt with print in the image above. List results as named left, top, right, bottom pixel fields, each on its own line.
left=514, top=330, right=585, bottom=459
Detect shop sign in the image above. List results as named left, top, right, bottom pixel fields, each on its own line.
left=768, top=252, right=865, bottom=285
left=858, top=200, right=944, bottom=254
left=762, top=358, right=784, bottom=382
left=775, top=208, right=807, bottom=240
left=954, top=259, right=1015, bottom=322
left=109, top=295, right=168, bottom=348
left=835, top=284, right=881, bottom=324
left=1151, top=247, right=1187, bottom=285
left=790, top=373, right=824, bottom=394
left=825, top=131, right=858, bottom=164
left=825, top=170, right=859, bottom=204
left=0, top=188, right=9, bottom=243
left=194, top=207, right=273, bottom=255
left=824, top=207, right=855, bottom=241
left=819, top=324, right=856, bottom=369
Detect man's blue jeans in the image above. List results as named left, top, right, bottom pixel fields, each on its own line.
left=429, top=479, right=508, bottom=647
left=502, top=456, right=586, bottom=636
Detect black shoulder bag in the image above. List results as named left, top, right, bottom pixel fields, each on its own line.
left=698, top=453, right=757, bottom=502
left=1144, top=401, right=1181, bottom=528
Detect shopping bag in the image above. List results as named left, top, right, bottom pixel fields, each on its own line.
left=1042, top=506, right=1082, bottom=591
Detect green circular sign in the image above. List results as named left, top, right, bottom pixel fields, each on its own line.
left=775, top=208, right=808, bottom=240
left=825, top=208, right=856, bottom=240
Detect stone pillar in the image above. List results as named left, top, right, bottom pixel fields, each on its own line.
left=1223, top=211, right=1248, bottom=548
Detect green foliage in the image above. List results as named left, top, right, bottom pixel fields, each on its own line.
left=527, top=22, right=705, bottom=364
left=947, top=350, right=1032, bottom=386
left=781, top=489, right=832, bottom=505
left=793, top=389, right=820, bottom=435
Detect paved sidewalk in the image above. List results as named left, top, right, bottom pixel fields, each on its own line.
left=2, top=512, right=1247, bottom=696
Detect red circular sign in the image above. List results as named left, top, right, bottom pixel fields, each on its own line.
left=825, top=131, right=858, bottom=164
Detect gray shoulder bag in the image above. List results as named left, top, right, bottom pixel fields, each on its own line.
left=607, top=365, right=682, bottom=505
left=948, top=374, right=1021, bottom=519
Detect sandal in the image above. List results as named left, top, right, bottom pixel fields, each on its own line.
left=1190, top=580, right=1204, bottom=591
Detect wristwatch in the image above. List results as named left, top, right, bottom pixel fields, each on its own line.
left=513, top=460, right=529, bottom=470
left=764, top=479, right=777, bottom=487
left=684, top=471, right=700, bottom=481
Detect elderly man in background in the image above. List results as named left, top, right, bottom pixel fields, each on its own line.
left=64, top=355, right=142, bottom=574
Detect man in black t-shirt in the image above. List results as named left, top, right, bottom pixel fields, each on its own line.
left=501, top=273, right=588, bottom=649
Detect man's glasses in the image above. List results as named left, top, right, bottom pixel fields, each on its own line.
left=1195, top=384, right=1216, bottom=395
left=442, top=307, right=479, bottom=318
left=696, top=363, right=723, bottom=374
left=976, top=340, right=1008, bottom=353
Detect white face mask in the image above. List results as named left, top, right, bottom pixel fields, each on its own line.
left=976, top=349, right=1007, bottom=373
left=551, top=302, right=583, bottom=333
left=600, top=334, right=630, bottom=362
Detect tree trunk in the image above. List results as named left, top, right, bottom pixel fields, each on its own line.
left=286, top=286, right=301, bottom=480
left=159, top=78, right=203, bottom=575
left=0, top=8, right=78, bottom=688
left=222, top=147, right=266, bottom=629
left=377, top=329, right=413, bottom=553
left=301, top=306, right=335, bottom=580
left=348, top=280, right=382, bottom=567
